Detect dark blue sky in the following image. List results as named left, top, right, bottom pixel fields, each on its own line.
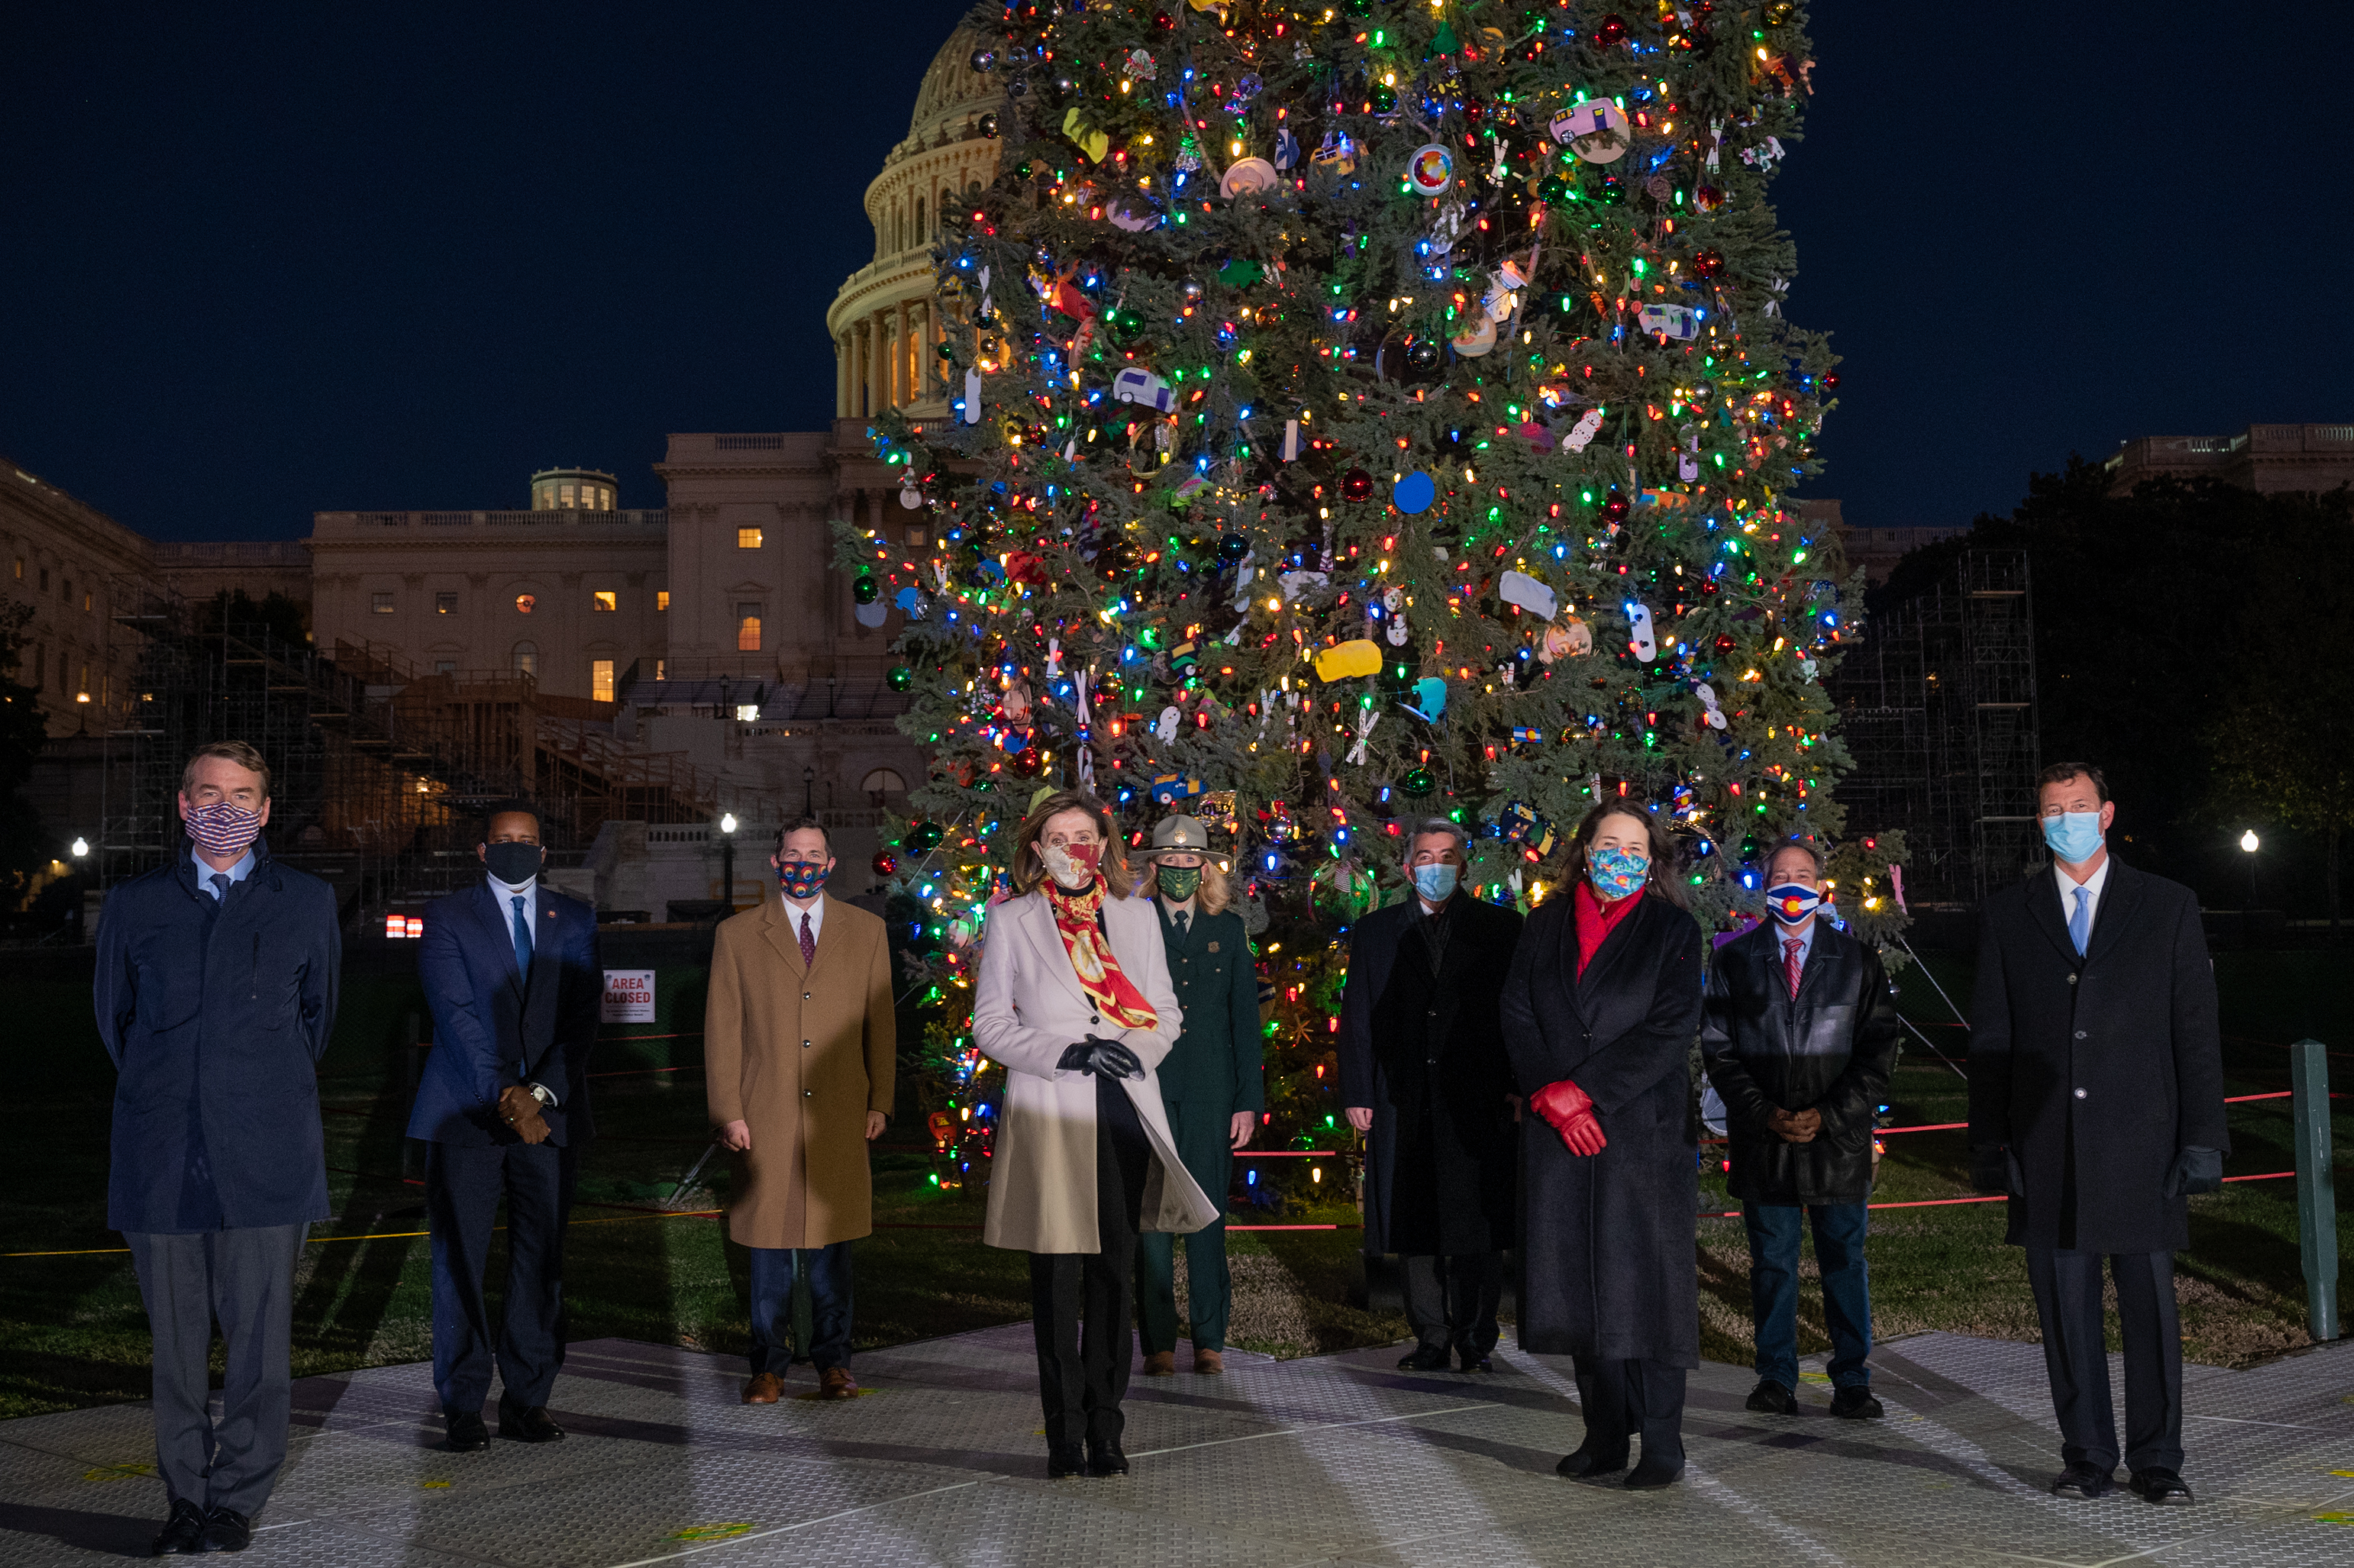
left=4, top=2, right=2349, bottom=542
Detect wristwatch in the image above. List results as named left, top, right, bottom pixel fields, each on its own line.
left=528, top=1082, right=557, bottom=1107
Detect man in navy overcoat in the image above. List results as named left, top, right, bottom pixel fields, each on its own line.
left=410, top=799, right=601, bottom=1451
left=95, top=741, right=340, bottom=1555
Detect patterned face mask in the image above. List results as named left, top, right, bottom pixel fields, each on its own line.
left=1042, top=840, right=1101, bottom=890
left=777, top=860, right=828, bottom=899
left=1157, top=865, right=1202, bottom=902
left=1587, top=845, right=1649, bottom=899
left=186, top=801, right=262, bottom=859
left=1765, top=883, right=1822, bottom=924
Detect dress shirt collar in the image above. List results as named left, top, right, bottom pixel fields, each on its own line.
left=487, top=871, right=538, bottom=904
left=192, top=845, right=257, bottom=898
left=782, top=889, right=825, bottom=941
left=2054, top=853, right=2110, bottom=925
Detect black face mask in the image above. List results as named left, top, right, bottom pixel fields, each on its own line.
left=484, top=841, right=543, bottom=884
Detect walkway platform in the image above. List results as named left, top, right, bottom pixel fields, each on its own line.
left=4, top=1326, right=2352, bottom=1566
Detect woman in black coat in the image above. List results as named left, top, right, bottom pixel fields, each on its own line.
left=1500, top=802, right=1704, bottom=1489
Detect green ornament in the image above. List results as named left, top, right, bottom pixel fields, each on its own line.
left=1430, top=20, right=1459, bottom=55
left=910, top=820, right=945, bottom=851
left=1402, top=767, right=1435, bottom=797
left=852, top=573, right=879, bottom=605
left=887, top=665, right=913, bottom=692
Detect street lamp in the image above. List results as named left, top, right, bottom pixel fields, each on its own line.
left=71, top=837, right=89, bottom=859
left=720, top=813, right=739, bottom=908
left=803, top=765, right=816, bottom=818
left=2240, top=828, right=2260, bottom=910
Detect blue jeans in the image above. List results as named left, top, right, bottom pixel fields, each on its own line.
left=1743, top=1201, right=1873, bottom=1391
left=747, top=1242, right=854, bottom=1374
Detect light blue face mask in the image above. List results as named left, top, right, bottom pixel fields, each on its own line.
left=2042, top=810, right=2103, bottom=864
left=1412, top=863, right=1459, bottom=903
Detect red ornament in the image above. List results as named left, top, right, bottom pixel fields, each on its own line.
left=1693, top=248, right=1726, bottom=279
left=873, top=850, right=898, bottom=876
left=1341, top=467, right=1374, bottom=502
left=1823, top=373, right=1842, bottom=391
left=1713, top=633, right=1736, bottom=654
left=1595, top=13, right=1630, bottom=46
left=1694, top=185, right=1724, bottom=212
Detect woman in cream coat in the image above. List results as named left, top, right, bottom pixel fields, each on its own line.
left=973, top=788, right=1218, bottom=1480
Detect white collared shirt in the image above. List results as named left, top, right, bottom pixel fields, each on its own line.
left=192, top=845, right=257, bottom=898
left=783, top=890, right=826, bottom=945
left=486, top=872, right=538, bottom=904
left=2053, top=854, right=2111, bottom=934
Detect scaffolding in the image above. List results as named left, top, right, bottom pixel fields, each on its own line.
left=1835, top=549, right=2040, bottom=907
left=98, top=593, right=717, bottom=921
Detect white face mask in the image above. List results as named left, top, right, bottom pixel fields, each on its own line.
left=1042, top=841, right=1101, bottom=890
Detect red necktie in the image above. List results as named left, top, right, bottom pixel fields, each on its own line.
left=799, top=912, right=816, bottom=967
left=1783, top=937, right=1804, bottom=999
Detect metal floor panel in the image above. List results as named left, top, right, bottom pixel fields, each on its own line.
left=5, top=1329, right=2352, bottom=1568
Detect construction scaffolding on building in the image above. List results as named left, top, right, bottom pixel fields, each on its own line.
left=98, top=589, right=717, bottom=922
left=1835, top=549, right=2041, bottom=908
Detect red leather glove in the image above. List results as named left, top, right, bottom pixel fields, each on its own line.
left=1530, top=1079, right=1607, bottom=1157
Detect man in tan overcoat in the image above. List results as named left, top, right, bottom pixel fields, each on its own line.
left=706, top=815, right=896, bottom=1402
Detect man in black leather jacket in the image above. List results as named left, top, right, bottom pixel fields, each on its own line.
left=1702, top=841, right=1901, bottom=1421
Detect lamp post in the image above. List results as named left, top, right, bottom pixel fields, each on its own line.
left=803, top=765, right=816, bottom=818
left=2240, top=829, right=2260, bottom=911
left=720, top=813, right=738, bottom=908
left=71, top=837, right=89, bottom=860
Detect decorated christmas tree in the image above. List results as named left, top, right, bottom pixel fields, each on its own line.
left=844, top=1, right=1903, bottom=1187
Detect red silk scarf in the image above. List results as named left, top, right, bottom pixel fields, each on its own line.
left=1042, top=878, right=1161, bottom=1030
left=1573, top=879, right=1644, bottom=980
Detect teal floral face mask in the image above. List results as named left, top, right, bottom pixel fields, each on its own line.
left=1587, top=845, right=1649, bottom=899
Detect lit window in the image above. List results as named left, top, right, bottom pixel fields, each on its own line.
left=515, top=593, right=536, bottom=615
left=735, top=703, right=759, bottom=721
left=83, top=591, right=93, bottom=612
left=591, top=659, right=615, bottom=701
left=737, top=615, right=762, bottom=652
left=434, top=660, right=456, bottom=675
left=10, top=558, right=20, bottom=581
left=560, top=484, right=576, bottom=507
left=592, top=590, right=618, bottom=612
left=513, top=642, right=538, bottom=678
left=738, top=527, right=763, bottom=549
left=435, top=591, right=457, bottom=614
left=656, top=590, right=670, bottom=611
left=372, top=592, right=395, bottom=614
left=655, top=658, right=666, bottom=681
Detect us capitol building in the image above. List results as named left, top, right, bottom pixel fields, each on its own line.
left=4, top=24, right=1003, bottom=911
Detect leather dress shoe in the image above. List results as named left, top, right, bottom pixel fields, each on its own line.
left=1086, top=1438, right=1130, bottom=1477
left=1623, top=1454, right=1685, bottom=1490
left=742, top=1372, right=784, bottom=1404
left=196, top=1507, right=252, bottom=1553
left=2050, top=1461, right=2117, bottom=1499
left=1397, top=1344, right=1452, bottom=1372
left=1141, top=1351, right=1177, bottom=1377
left=151, top=1499, right=207, bottom=1556
left=1554, top=1444, right=1629, bottom=1478
left=2130, top=1468, right=2195, bottom=1505
left=497, top=1398, right=565, bottom=1442
left=817, top=1366, right=859, bottom=1400
left=1191, top=1349, right=1225, bottom=1375
left=1745, top=1379, right=1798, bottom=1415
left=443, top=1410, right=490, bottom=1452
left=1829, top=1385, right=1885, bottom=1419
left=1045, top=1442, right=1089, bottom=1479
left=1457, top=1346, right=1493, bottom=1372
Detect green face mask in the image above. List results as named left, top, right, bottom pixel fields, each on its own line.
left=1157, top=865, right=1202, bottom=902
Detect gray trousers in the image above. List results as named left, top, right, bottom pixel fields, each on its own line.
left=125, top=1224, right=307, bottom=1518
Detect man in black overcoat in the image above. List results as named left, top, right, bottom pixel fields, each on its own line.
left=1969, top=763, right=2227, bottom=1506
left=1338, top=819, right=1523, bottom=1371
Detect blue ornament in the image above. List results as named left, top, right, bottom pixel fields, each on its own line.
left=1394, top=471, right=1435, bottom=514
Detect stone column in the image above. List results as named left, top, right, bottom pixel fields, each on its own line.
left=896, top=300, right=912, bottom=409
left=835, top=332, right=851, bottom=418
left=869, top=312, right=889, bottom=414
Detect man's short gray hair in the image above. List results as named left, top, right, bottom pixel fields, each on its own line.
left=1764, top=838, right=1827, bottom=880
left=1404, top=817, right=1468, bottom=859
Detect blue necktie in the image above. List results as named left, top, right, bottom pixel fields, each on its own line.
left=210, top=873, right=230, bottom=903
left=2068, top=885, right=2091, bottom=956
left=511, top=894, right=535, bottom=973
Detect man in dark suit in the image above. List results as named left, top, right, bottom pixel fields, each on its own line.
left=95, top=740, right=341, bottom=1556
left=410, top=799, right=601, bottom=1452
left=1339, top=819, right=1523, bottom=1372
left=1970, top=763, right=2227, bottom=1506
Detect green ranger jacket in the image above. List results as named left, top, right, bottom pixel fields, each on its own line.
left=1151, top=899, right=1267, bottom=1114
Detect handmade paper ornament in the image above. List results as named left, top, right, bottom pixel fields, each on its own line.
left=1693, top=680, right=1728, bottom=730
left=1277, top=569, right=1329, bottom=602
left=1122, top=47, right=1157, bottom=81
left=1498, top=570, right=1558, bottom=621
left=1501, top=801, right=1558, bottom=857
left=1627, top=602, right=1658, bottom=662
left=1449, top=313, right=1496, bottom=356
left=1220, top=157, right=1280, bottom=200
left=1155, top=705, right=1183, bottom=743
left=1563, top=408, right=1605, bottom=451
left=1393, top=471, right=1435, bottom=514
left=1344, top=706, right=1380, bottom=764
left=1637, top=301, right=1699, bottom=341
left=1549, top=100, right=1630, bottom=163
left=1677, top=428, right=1702, bottom=482
left=1281, top=418, right=1301, bottom=461
left=1149, top=773, right=1203, bottom=804
left=892, top=586, right=927, bottom=619
left=1312, top=639, right=1384, bottom=681
left=1002, top=679, right=1033, bottom=724
left=855, top=599, right=888, bottom=628
left=1406, top=143, right=1454, bottom=197
left=1060, top=107, right=1110, bottom=163
left=1111, top=367, right=1175, bottom=412
left=1231, top=71, right=1263, bottom=107
left=1509, top=726, right=1546, bottom=746
left=1401, top=676, right=1447, bottom=722
left=1273, top=126, right=1301, bottom=169
left=1108, top=199, right=1161, bottom=233
left=898, top=479, right=923, bottom=509
left=1537, top=616, right=1593, bottom=664
left=961, top=367, right=983, bottom=424
left=1310, top=136, right=1356, bottom=177
left=1514, top=420, right=1556, bottom=454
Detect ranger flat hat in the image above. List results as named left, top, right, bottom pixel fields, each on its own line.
left=1145, top=814, right=1213, bottom=859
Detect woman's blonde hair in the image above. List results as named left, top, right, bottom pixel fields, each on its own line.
left=1009, top=788, right=1134, bottom=898
left=1141, top=852, right=1233, bottom=915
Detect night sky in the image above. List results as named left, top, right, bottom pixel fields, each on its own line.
left=5, top=2, right=2350, bottom=544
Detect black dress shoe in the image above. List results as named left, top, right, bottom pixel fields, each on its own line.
left=1623, top=1454, right=1685, bottom=1490
left=1396, top=1344, right=1452, bottom=1371
left=2129, top=1468, right=2194, bottom=1505
left=1456, top=1346, right=1494, bottom=1372
left=444, top=1410, right=489, bottom=1452
left=1744, top=1379, right=1798, bottom=1415
left=497, top=1398, right=565, bottom=1442
left=1045, top=1442, right=1089, bottom=1479
left=1554, top=1444, right=1629, bottom=1478
left=151, top=1499, right=207, bottom=1556
left=196, top=1507, right=251, bottom=1553
left=2050, top=1462, right=2117, bottom=1499
left=1086, top=1438, right=1129, bottom=1477
left=1829, top=1385, right=1885, bottom=1419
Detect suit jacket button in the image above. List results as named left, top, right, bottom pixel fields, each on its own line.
left=2074, top=1088, right=2087, bottom=1100
left=803, top=1039, right=812, bottom=1049
left=804, top=992, right=812, bottom=1000
left=2067, top=974, right=2078, bottom=985
left=2074, top=1029, right=2087, bottom=1040
left=804, top=1089, right=814, bottom=1098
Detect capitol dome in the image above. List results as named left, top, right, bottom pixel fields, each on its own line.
left=825, top=21, right=1005, bottom=422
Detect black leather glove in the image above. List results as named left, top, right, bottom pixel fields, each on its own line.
left=2166, top=1145, right=2223, bottom=1197
left=1969, top=1144, right=2012, bottom=1196
left=1085, top=1035, right=1146, bottom=1081
left=1056, top=1041, right=1097, bottom=1074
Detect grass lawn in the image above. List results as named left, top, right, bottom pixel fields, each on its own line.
left=3, top=946, right=2348, bottom=1418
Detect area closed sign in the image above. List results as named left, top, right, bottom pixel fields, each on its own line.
left=602, top=968, right=656, bottom=1024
